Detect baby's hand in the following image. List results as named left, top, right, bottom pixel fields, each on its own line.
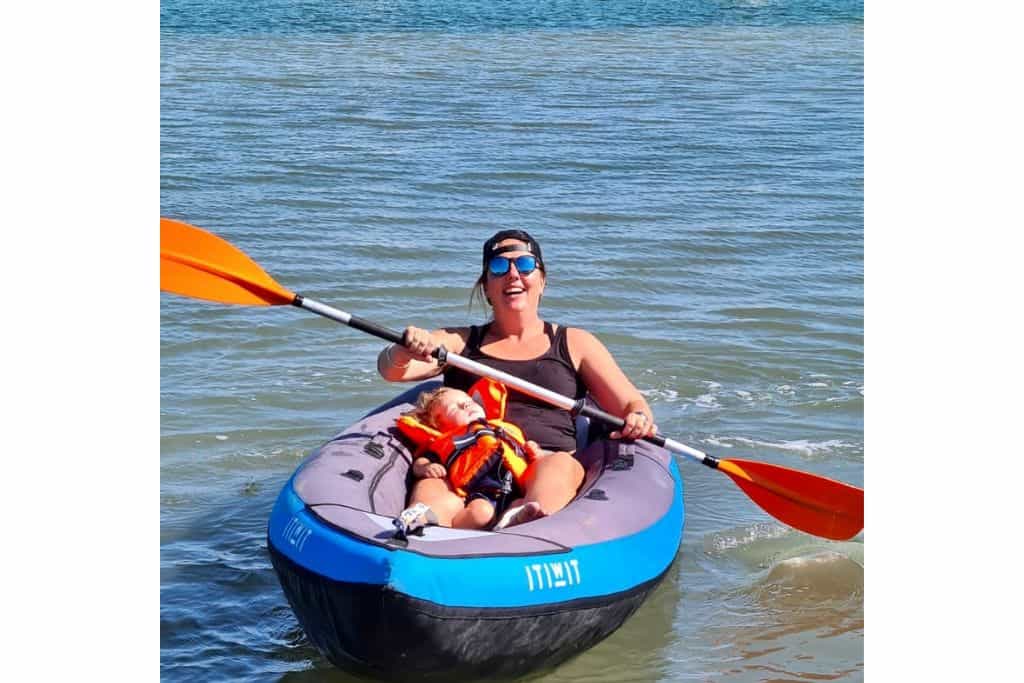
left=525, top=440, right=549, bottom=462
left=414, top=461, right=447, bottom=478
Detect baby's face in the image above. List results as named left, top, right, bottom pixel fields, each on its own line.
left=431, top=390, right=485, bottom=431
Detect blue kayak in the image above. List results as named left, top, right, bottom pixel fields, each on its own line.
left=267, top=381, right=684, bottom=680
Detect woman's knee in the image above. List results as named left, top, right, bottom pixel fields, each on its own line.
left=521, top=452, right=584, bottom=499
left=533, top=450, right=584, bottom=483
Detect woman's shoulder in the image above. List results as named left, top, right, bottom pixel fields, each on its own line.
left=556, top=325, right=605, bottom=368
left=562, top=325, right=600, bottom=346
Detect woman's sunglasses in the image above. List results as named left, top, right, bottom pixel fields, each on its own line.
left=487, top=255, right=540, bottom=277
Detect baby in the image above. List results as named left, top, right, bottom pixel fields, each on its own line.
left=397, top=384, right=546, bottom=530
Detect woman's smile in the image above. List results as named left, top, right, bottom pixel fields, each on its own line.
left=502, top=284, right=527, bottom=298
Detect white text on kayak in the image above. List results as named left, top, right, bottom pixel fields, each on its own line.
left=283, top=516, right=313, bottom=553
left=525, top=559, right=581, bottom=591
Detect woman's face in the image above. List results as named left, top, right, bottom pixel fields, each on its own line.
left=484, top=239, right=545, bottom=314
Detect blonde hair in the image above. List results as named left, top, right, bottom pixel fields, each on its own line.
left=403, top=387, right=458, bottom=428
left=469, top=272, right=490, bottom=315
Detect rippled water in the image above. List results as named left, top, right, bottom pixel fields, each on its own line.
left=161, top=2, right=863, bottom=680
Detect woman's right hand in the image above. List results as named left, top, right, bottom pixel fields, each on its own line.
left=402, top=326, right=439, bottom=362
left=379, top=326, right=463, bottom=382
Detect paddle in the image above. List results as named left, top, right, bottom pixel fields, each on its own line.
left=161, top=217, right=864, bottom=541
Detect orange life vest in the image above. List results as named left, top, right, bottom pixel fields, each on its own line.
left=395, top=378, right=532, bottom=498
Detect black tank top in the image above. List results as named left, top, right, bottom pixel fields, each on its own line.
left=443, top=322, right=586, bottom=453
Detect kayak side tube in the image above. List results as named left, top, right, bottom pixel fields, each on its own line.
left=267, top=458, right=683, bottom=681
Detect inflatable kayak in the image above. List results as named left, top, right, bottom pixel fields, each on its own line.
left=267, top=381, right=684, bottom=680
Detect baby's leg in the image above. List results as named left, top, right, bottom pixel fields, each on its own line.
left=452, top=498, right=496, bottom=530
left=408, top=478, right=464, bottom=527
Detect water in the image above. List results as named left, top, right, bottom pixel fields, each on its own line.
left=161, top=2, right=863, bottom=680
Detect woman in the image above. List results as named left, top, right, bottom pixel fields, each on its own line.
left=377, top=229, right=657, bottom=524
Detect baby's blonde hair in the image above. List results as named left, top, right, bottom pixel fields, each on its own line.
left=403, top=387, right=459, bottom=429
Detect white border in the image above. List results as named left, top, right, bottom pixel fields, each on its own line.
left=7, top=4, right=156, bottom=676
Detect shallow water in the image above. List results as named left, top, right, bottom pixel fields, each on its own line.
left=161, top=2, right=863, bottom=680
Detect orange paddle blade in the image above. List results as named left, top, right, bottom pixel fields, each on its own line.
left=717, top=458, right=863, bottom=541
left=160, top=217, right=295, bottom=306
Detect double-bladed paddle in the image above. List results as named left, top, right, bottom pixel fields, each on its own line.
left=161, top=217, right=864, bottom=541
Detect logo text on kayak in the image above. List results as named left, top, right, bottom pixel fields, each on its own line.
left=525, top=559, right=580, bottom=591
left=282, top=516, right=313, bottom=553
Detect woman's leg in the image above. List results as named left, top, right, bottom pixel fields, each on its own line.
left=408, top=478, right=464, bottom=527
left=519, top=450, right=584, bottom=515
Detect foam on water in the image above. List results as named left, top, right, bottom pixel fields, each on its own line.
left=640, top=387, right=681, bottom=403
left=695, top=393, right=722, bottom=409
left=728, top=436, right=853, bottom=458
left=705, top=522, right=793, bottom=555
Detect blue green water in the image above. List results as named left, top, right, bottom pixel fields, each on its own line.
left=161, top=1, right=863, bottom=680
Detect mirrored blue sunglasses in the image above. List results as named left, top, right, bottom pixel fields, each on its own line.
left=487, top=254, right=539, bottom=277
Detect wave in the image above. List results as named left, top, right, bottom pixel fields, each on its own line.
left=698, top=434, right=859, bottom=460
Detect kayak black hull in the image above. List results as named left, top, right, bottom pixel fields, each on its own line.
left=269, top=541, right=671, bottom=681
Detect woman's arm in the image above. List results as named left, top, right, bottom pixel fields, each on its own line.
left=377, top=326, right=468, bottom=382
left=567, top=327, right=657, bottom=440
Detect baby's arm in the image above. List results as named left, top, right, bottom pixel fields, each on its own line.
left=412, top=457, right=447, bottom=479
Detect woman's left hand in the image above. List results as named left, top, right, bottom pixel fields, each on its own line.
left=610, top=409, right=657, bottom=441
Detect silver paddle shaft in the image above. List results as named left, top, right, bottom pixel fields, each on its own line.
left=295, top=295, right=718, bottom=469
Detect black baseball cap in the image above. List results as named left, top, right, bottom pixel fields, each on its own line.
left=481, top=230, right=545, bottom=274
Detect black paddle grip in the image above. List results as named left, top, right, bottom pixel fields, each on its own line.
left=578, top=404, right=667, bottom=448
left=646, top=433, right=668, bottom=448
left=347, top=316, right=446, bottom=363
left=346, top=315, right=406, bottom=346
left=578, top=404, right=624, bottom=429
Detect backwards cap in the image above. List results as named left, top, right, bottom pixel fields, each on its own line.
left=481, top=230, right=545, bottom=274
